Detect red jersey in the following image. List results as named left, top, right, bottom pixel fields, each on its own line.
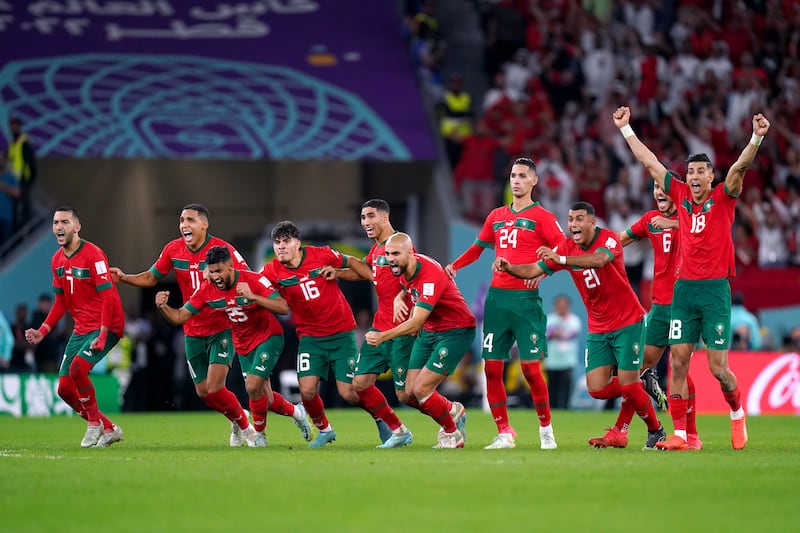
left=401, top=253, right=476, bottom=332
left=149, top=235, right=249, bottom=338
left=665, top=172, right=737, bottom=280
left=365, top=237, right=408, bottom=331
left=51, top=239, right=124, bottom=336
left=625, top=209, right=679, bottom=305
left=540, top=228, right=644, bottom=333
left=477, top=203, right=564, bottom=289
left=260, top=245, right=356, bottom=338
left=185, top=269, right=283, bottom=354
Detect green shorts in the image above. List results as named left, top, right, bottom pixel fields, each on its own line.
left=585, top=320, right=645, bottom=372
left=59, top=330, right=121, bottom=376
left=645, top=303, right=671, bottom=347
left=185, top=330, right=234, bottom=384
left=669, top=279, right=731, bottom=349
left=481, top=287, right=548, bottom=361
left=356, top=332, right=415, bottom=390
left=409, top=327, right=476, bottom=376
left=297, top=330, right=357, bottom=383
left=238, top=335, right=285, bottom=379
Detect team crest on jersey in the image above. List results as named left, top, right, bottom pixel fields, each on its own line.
left=260, top=353, right=269, bottom=363
left=348, top=357, right=356, bottom=371
left=633, top=343, right=640, bottom=355
left=438, top=348, right=448, bottom=359
left=716, top=323, right=725, bottom=335
left=530, top=333, right=538, bottom=345
left=396, top=367, right=404, bottom=376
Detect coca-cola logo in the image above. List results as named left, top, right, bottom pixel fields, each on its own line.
left=746, top=353, right=800, bottom=415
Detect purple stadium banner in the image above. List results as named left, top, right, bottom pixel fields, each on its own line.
left=0, top=1, right=436, bottom=160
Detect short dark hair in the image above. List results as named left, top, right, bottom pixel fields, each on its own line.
left=686, top=153, right=713, bottom=167
left=362, top=199, right=390, bottom=213
left=205, top=245, right=231, bottom=265
left=54, top=206, right=80, bottom=222
left=569, top=201, right=595, bottom=215
left=182, top=203, right=210, bottom=221
left=513, top=157, right=537, bottom=171
left=271, top=220, right=301, bottom=241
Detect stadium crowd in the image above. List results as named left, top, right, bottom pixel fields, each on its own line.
left=427, top=0, right=800, bottom=269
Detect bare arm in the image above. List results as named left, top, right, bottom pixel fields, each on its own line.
left=613, top=106, right=669, bottom=189
left=154, top=290, right=193, bottom=326
left=538, top=246, right=611, bottom=269
left=343, top=255, right=374, bottom=282
left=724, top=114, right=771, bottom=197
left=493, top=257, right=545, bottom=279
left=236, top=282, right=289, bottom=315
left=618, top=231, right=636, bottom=247
left=110, top=267, right=159, bottom=288
left=365, top=306, right=430, bottom=346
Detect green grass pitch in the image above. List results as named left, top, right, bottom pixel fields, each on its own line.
left=1, top=409, right=797, bottom=532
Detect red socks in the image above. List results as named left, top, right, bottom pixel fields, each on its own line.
left=419, top=391, right=456, bottom=432
left=620, top=382, right=661, bottom=431
left=302, top=393, right=330, bottom=430
left=207, top=388, right=248, bottom=429
left=723, top=387, right=742, bottom=412
left=68, top=357, right=100, bottom=424
left=269, top=392, right=295, bottom=417
left=686, top=373, right=698, bottom=435
left=614, top=397, right=635, bottom=434
left=485, top=360, right=511, bottom=432
left=522, top=362, right=552, bottom=427
left=249, top=395, right=269, bottom=433
left=668, top=395, right=689, bottom=432
left=356, top=385, right=402, bottom=431
left=589, top=376, right=621, bottom=400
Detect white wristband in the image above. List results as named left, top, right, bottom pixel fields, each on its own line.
left=750, top=133, right=763, bottom=147
left=620, top=125, right=634, bottom=138
left=558, top=255, right=566, bottom=265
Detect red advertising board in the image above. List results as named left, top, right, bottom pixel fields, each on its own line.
left=690, top=351, right=800, bottom=415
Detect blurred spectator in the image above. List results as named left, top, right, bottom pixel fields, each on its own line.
left=545, top=295, right=581, bottom=409
left=730, top=292, right=762, bottom=350
left=453, top=121, right=504, bottom=222
left=0, top=152, right=20, bottom=244
left=31, top=293, right=62, bottom=373
left=783, top=326, right=800, bottom=352
left=437, top=72, right=474, bottom=168
left=10, top=303, right=33, bottom=372
left=6, top=117, right=37, bottom=230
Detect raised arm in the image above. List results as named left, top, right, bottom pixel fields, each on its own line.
left=613, top=106, right=669, bottom=190
left=618, top=231, right=636, bottom=247
left=154, top=291, right=193, bottom=326
left=724, top=113, right=770, bottom=197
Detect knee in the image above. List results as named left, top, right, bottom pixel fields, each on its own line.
left=340, top=389, right=360, bottom=405
left=245, top=383, right=262, bottom=399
